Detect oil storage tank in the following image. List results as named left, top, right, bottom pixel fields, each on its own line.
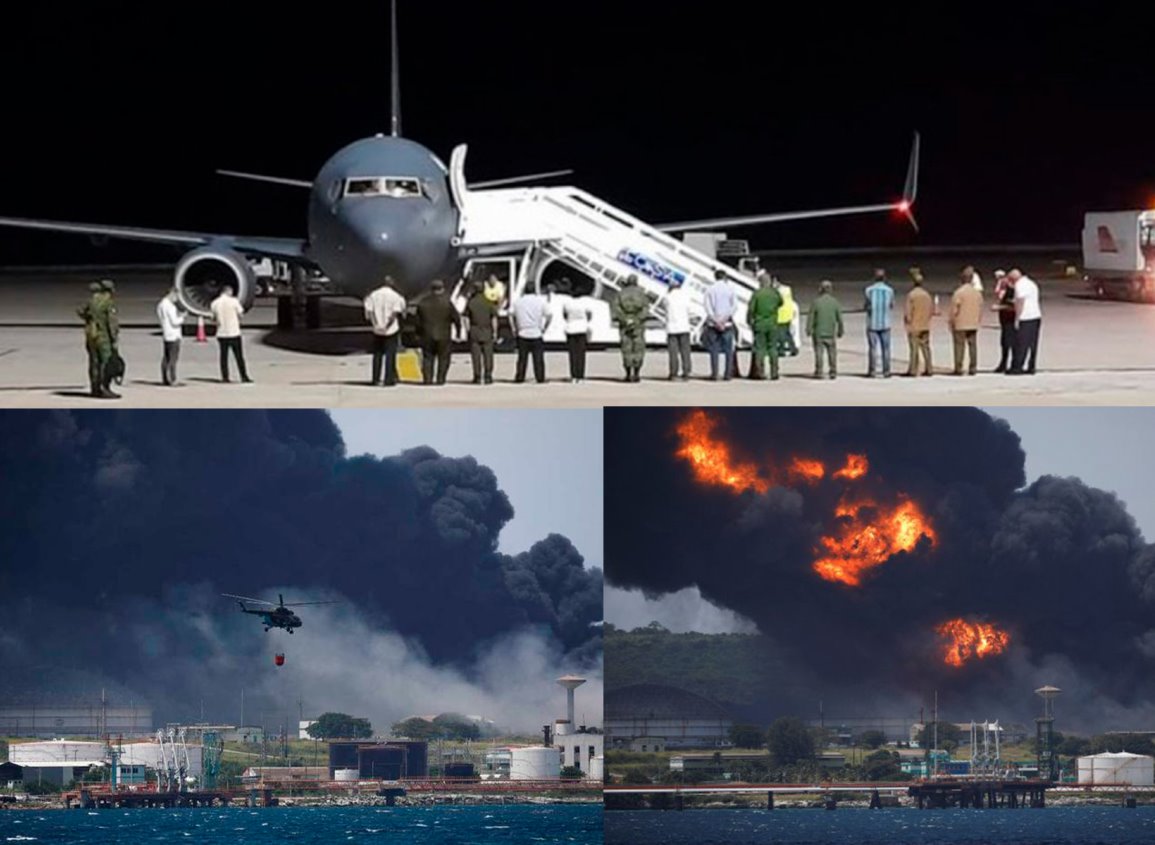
left=510, top=746, right=560, bottom=780
left=1077, top=752, right=1155, bottom=785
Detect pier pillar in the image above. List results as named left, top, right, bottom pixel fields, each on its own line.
left=766, top=792, right=774, bottom=810
left=869, top=790, right=881, bottom=809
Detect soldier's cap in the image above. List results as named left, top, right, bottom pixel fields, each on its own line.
left=88, top=281, right=102, bottom=292
left=99, top=279, right=116, bottom=291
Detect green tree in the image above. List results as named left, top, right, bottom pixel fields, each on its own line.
left=729, top=724, right=766, bottom=749
left=432, top=713, right=481, bottom=741
left=560, top=765, right=584, bottom=780
left=0, top=740, right=8, bottom=762
left=218, top=759, right=247, bottom=788
left=307, top=712, right=372, bottom=739
left=391, top=717, right=439, bottom=740
left=1057, top=735, right=1091, bottom=757
left=916, top=722, right=962, bottom=750
left=767, top=717, right=815, bottom=766
left=24, top=781, right=60, bottom=795
left=863, top=750, right=901, bottom=781
left=857, top=730, right=887, bottom=750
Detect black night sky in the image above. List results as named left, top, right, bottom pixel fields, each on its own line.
left=0, top=1, right=1151, bottom=265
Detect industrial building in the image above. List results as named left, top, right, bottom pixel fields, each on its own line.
left=326, top=740, right=429, bottom=780
left=8, top=738, right=204, bottom=787
left=9, top=740, right=107, bottom=787
left=1077, top=752, right=1155, bottom=785
left=605, top=684, right=732, bottom=750
left=553, top=676, right=603, bottom=779
left=0, top=703, right=153, bottom=738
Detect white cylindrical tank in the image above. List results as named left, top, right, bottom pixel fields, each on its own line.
left=509, top=746, right=559, bottom=780
left=333, top=768, right=359, bottom=782
left=588, top=755, right=604, bottom=782
left=1077, top=752, right=1155, bottom=785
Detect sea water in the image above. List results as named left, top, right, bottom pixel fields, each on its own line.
left=606, top=806, right=1155, bottom=845
left=0, top=804, right=602, bottom=844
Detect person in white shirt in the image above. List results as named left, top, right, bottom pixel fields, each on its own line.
left=664, top=277, right=693, bottom=380
left=363, top=276, right=407, bottom=386
left=155, top=288, right=185, bottom=386
left=560, top=280, right=594, bottom=383
left=511, top=290, right=551, bottom=383
left=1008, top=268, right=1042, bottom=375
left=209, top=283, right=251, bottom=383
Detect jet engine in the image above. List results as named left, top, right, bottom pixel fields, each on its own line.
left=173, top=245, right=256, bottom=316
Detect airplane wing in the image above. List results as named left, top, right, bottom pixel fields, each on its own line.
left=216, top=170, right=313, bottom=189
left=216, top=168, right=576, bottom=191
left=470, top=169, right=574, bottom=189
left=656, top=132, right=921, bottom=234
left=0, top=215, right=308, bottom=260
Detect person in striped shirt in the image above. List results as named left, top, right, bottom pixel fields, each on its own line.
left=863, top=269, right=895, bottom=377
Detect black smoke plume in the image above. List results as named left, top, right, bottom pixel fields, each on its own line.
left=0, top=411, right=602, bottom=731
left=605, top=408, right=1155, bottom=730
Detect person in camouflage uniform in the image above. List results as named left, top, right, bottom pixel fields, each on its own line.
left=77, top=281, right=104, bottom=395
left=78, top=279, right=121, bottom=398
left=612, top=274, right=649, bottom=382
left=747, top=272, right=784, bottom=380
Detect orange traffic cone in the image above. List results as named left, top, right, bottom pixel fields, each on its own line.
left=196, top=316, right=207, bottom=342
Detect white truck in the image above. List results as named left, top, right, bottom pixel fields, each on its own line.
left=1082, top=210, right=1155, bottom=301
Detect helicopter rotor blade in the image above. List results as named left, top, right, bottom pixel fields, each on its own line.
left=280, top=600, right=343, bottom=607
left=221, top=593, right=278, bottom=606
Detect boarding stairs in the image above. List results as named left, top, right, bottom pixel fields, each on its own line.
left=456, top=181, right=761, bottom=346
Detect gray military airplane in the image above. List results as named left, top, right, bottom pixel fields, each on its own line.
left=0, top=1, right=918, bottom=321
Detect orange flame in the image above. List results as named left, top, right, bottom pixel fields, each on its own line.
left=937, top=619, right=1011, bottom=667
left=788, top=458, right=826, bottom=483
left=674, top=410, right=768, bottom=494
left=833, top=454, right=869, bottom=480
left=812, top=497, right=936, bottom=586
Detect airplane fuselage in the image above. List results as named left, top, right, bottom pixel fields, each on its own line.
left=307, top=136, right=461, bottom=301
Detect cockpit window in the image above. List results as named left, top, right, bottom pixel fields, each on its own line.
left=343, top=177, right=424, bottom=198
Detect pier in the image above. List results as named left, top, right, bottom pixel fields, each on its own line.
left=908, top=779, right=1052, bottom=809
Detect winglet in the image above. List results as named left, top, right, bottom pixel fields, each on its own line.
left=900, top=131, right=920, bottom=233
left=390, top=0, right=402, bottom=137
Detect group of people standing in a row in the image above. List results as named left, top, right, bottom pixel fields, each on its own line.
left=362, top=274, right=608, bottom=387
left=83, top=263, right=1043, bottom=395
left=852, top=264, right=1042, bottom=379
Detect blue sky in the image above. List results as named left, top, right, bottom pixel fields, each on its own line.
left=330, top=410, right=603, bottom=571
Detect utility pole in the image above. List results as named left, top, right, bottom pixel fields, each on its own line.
left=932, top=690, right=939, bottom=779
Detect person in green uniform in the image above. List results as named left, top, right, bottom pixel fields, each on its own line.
left=77, top=281, right=104, bottom=396
left=464, top=282, right=498, bottom=384
left=806, top=279, right=844, bottom=379
left=95, top=279, right=121, bottom=397
left=747, top=273, right=784, bottom=380
left=612, top=274, right=649, bottom=382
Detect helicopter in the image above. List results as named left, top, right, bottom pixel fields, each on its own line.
left=222, top=593, right=339, bottom=633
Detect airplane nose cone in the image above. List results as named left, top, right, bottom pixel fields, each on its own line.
left=342, top=203, right=451, bottom=293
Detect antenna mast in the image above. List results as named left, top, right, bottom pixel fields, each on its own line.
left=390, top=0, right=401, bottom=137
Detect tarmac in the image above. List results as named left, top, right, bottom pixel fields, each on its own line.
left=1, top=253, right=1153, bottom=408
